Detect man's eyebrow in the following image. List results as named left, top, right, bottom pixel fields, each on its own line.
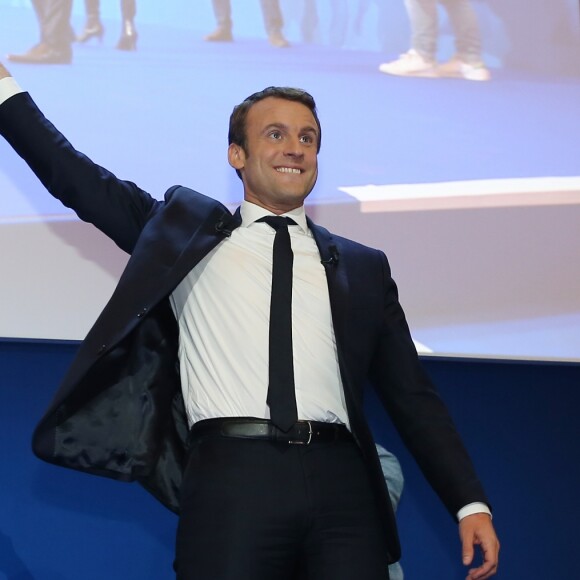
left=262, top=123, right=319, bottom=136
left=301, top=126, right=319, bottom=136
left=262, top=122, right=287, bottom=133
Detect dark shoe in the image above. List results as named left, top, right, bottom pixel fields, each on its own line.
left=77, top=17, right=104, bottom=43
left=7, top=43, right=72, bottom=64
left=268, top=31, right=289, bottom=48
left=116, top=19, right=138, bottom=51
left=204, top=27, right=233, bottom=42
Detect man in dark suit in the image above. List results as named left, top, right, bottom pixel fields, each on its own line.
left=6, top=0, right=73, bottom=64
left=0, top=62, right=499, bottom=579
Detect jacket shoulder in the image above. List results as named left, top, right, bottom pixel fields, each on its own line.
left=309, top=218, right=386, bottom=261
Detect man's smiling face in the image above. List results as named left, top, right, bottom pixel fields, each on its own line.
left=228, top=97, right=319, bottom=214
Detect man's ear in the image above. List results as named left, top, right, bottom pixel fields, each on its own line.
left=228, top=143, right=246, bottom=170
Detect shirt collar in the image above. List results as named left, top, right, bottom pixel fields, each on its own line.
left=240, top=200, right=309, bottom=234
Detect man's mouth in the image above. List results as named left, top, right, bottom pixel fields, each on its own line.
left=276, top=167, right=302, bottom=174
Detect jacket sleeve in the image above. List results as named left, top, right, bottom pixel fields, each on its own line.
left=0, top=91, right=159, bottom=254
left=369, top=250, right=489, bottom=518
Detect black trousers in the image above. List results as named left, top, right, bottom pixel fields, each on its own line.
left=174, top=434, right=390, bottom=580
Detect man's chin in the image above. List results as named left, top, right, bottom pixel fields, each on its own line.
left=280, top=190, right=312, bottom=208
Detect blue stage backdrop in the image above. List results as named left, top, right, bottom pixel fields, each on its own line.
left=1, top=339, right=579, bottom=579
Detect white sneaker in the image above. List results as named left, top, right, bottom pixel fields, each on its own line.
left=438, top=57, right=491, bottom=81
left=378, top=50, right=438, bottom=78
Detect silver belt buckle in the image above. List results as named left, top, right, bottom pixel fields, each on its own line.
left=288, top=420, right=313, bottom=445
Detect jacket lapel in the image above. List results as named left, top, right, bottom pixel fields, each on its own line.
left=309, top=220, right=371, bottom=446
left=308, top=219, right=349, bottom=353
left=169, top=205, right=242, bottom=292
left=118, top=203, right=239, bottom=333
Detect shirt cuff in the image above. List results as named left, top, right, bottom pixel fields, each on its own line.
left=457, top=502, right=492, bottom=522
left=0, top=77, right=25, bottom=106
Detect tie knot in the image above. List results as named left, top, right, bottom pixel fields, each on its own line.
left=258, top=216, right=296, bottom=231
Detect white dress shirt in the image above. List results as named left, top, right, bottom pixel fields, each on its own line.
left=0, top=77, right=24, bottom=103
left=169, top=201, right=349, bottom=429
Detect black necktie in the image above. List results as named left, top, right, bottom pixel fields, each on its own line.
left=259, top=216, right=298, bottom=432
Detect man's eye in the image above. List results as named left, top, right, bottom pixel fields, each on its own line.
left=300, top=135, right=313, bottom=144
left=269, top=131, right=282, bottom=140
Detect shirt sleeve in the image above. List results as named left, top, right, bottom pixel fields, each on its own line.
left=457, top=502, right=492, bottom=521
left=0, top=77, right=25, bottom=105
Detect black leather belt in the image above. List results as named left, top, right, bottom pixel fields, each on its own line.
left=189, top=418, right=352, bottom=446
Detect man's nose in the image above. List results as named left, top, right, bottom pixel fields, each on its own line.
left=284, top=137, right=304, bottom=158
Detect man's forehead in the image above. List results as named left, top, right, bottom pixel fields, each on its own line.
left=247, top=97, right=317, bottom=128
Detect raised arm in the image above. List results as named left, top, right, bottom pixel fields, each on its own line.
left=0, top=62, right=159, bottom=254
